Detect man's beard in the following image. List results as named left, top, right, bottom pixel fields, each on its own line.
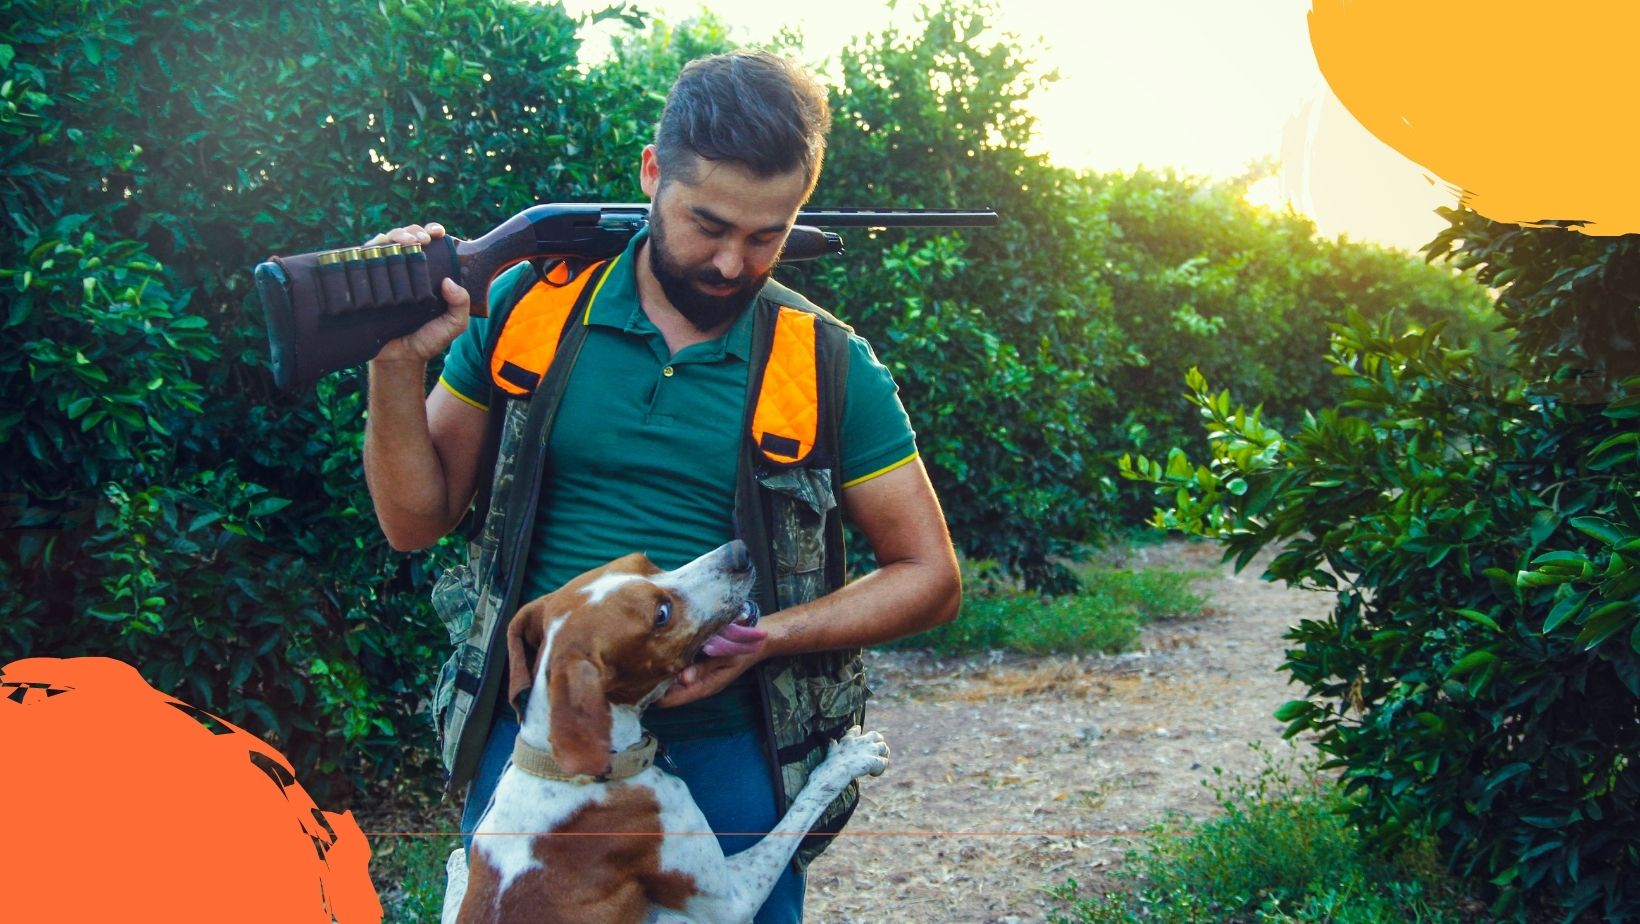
left=648, top=215, right=773, bottom=333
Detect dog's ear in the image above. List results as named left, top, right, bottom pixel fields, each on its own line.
left=548, top=652, right=612, bottom=777
left=505, top=600, right=548, bottom=722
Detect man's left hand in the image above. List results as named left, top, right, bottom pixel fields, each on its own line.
left=658, top=623, right=769, bottom=707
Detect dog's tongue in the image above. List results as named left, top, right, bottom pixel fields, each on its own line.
left=701, top=621, right=767, bottom=658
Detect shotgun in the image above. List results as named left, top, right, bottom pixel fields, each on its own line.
left=254, top=203, right=998, bottom=391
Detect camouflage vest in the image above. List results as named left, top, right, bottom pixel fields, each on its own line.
left=429, top=258, right=865, bottom=870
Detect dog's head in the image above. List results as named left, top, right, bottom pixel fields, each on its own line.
left=505, top=540, right=759, bottom=776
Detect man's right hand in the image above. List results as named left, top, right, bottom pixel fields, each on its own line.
left=365, top=222, right=472, bottom=366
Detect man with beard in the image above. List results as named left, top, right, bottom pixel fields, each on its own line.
left=362, top=50, right=961, bottom=922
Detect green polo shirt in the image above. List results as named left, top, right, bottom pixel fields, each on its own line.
left=437, top=230, right=917, bottom=737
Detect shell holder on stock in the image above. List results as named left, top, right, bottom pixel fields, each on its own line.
left=255, top=235, right=461, bottom=391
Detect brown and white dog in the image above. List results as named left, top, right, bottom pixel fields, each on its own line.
left=441, top=540, right=890, bottom=924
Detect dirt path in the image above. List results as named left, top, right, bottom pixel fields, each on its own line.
left=805, top=540, right=1332, bottom=923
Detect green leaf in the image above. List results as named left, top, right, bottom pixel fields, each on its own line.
left=1455, top=608, right=1500, bottom=631
left=1516, top=570, right=1570, bottom=588
left=248, top=496, right=293, bottom=517
left=1544, top=589, right=1590, bottom=633
left=1486, top=762, right=1531, bottom=791
left=1569, top=515, right=1625, bottom=547
left=1575, top=601, right=1636, bottom=650
left=1165, top=448, right=1191, bottom=480
left=1449, top=650, right=1497, bottom=677
left=1528, top=509, right=1560, bottom=547
left=64, top=395, right=95, bottom=420
left=1273, top=700, right=1314, bottom=721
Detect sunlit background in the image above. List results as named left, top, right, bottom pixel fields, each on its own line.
left=562, top=0, right=1458, bottom=253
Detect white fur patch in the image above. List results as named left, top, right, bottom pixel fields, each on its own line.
left=519, top=615, right=568, bottom=752
left=471, top=770, right=604, bottom=897
left=581, top=572, right=643, bottom=605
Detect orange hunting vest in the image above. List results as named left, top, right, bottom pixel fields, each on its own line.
left=485, top=258, right=826, bottom=467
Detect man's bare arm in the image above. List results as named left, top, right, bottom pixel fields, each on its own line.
left=659, top=458, right=961, bottom=705
left=362, top=222, right=487, bottom=551
left=366, top=373, right=488, bottom=550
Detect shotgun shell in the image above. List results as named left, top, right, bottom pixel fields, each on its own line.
left=402, top=242, right=434, bottom=309
left=363, top=245, right=391, bottom=311
left=317, top=249, right=351, bottom=314
left=343, top=247, right=374, bottom=310
left=382, top=243, right=413, bottom=307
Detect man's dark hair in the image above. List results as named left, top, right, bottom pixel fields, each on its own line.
left=654, top=50, right=832, bottom=192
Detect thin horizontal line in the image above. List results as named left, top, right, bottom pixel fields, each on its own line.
left=364, top=830, right=1150, bottom=838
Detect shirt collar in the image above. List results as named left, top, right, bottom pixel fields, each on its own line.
left=584, top=226, right=755, bottom=362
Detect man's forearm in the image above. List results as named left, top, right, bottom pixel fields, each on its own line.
left=760, top=553, right=962, bottom=659
left=653, top=551, right=959, bottom=709
left=364, top=359, right=459, bottom=550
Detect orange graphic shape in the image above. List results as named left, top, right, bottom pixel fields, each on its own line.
left=1308, top=0, right=1640, bottom=236
left=0, top=657, right=383, bottom=924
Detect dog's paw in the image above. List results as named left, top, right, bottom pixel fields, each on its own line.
left=442, top=847, right=469, bottom=924
left=830, top=725, right=890, bottom=778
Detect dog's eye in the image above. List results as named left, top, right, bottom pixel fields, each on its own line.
left=655, top=601, right=672, bottom=628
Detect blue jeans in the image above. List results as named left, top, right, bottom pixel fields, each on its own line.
left=461, top=712, right=805, bottom=923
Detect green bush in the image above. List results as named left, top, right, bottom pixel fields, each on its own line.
left=1123, top=213, right=1640, bottom=918
left=1049, top=747, right=1473, bottom=924
left=0, top=0, right=657, bottom=801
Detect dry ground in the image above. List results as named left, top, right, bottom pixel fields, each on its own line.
left=805, top=540, right=1332, bottom=923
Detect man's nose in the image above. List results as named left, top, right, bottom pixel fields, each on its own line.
left=712, top=243, right=745, bottom=281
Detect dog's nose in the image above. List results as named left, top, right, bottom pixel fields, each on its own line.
left=726, top=540, right=751, bottom=573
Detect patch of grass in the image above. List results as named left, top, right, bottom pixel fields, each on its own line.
left=887, top=557, right=1209, bottom=656
left=360, top=796, right=463, bottom=924
left=1047, top=745, right=1480, bottom=924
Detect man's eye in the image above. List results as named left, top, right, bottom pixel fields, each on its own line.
left=655, top=601, right=672, bottom=627
left=697, top=223, right=725, bottom=238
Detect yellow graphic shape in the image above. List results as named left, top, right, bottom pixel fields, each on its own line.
left=1308, top=1, right=1640, bottom=236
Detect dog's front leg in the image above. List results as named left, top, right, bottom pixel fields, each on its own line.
left=442, top=847, right=469, bottom=924
left=683, top=727, right=889, bottom=923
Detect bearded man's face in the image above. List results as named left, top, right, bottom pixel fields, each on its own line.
left=640, top=152, right=810, bottom=333
left=647, top=205, right=771, bottom=332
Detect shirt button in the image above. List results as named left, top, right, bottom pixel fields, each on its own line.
left=662, top=365, right=675, bottom=377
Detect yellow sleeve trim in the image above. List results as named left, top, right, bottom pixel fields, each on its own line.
left=439, top=376, right=489, bottom=411
left=842, top=451, right=919, bottom=489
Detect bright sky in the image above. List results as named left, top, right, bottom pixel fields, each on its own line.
left=562, top=0, right=1459, bottom=252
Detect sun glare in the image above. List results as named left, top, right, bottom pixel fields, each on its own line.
left=1241, top=175, right=1290, bottom=213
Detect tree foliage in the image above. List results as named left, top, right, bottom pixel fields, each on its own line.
left=2, top=0, right=658, bottom=800
left=1125, top=211, right=1640, bottom=918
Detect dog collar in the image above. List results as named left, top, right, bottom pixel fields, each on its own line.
left=511, top=733, right=660, bottom=783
